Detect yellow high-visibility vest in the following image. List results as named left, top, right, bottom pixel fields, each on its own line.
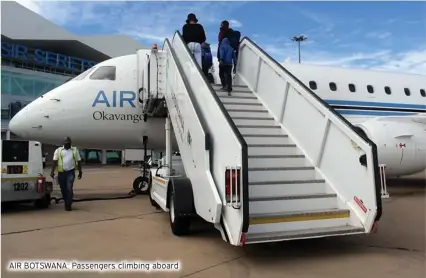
left=57, top=147, right=78, bottom=172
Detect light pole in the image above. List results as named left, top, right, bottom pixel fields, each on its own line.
left=291, top=35, right=307, bottom=63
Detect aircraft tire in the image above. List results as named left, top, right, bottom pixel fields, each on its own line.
left=133, top=176, right=150, bottom=195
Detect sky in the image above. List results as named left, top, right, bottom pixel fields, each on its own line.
left=15, top=0, right=426, bottom=75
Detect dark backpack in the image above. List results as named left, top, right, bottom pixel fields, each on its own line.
left=202, top=49, right=213, bottom=68
left=228, top=30, right=241, bottom=51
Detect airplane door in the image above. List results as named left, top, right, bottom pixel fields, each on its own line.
left=137, top=50, right=150, bottom=111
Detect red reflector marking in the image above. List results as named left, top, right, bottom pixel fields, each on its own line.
left=240, top=233, right=246, bottom=245
left=354, top=196, right=367, bottom=213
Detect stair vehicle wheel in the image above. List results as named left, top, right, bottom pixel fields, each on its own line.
left=169, top=189, right=190, bottom=236
left=133, top=176, right=150, bottom=194
left=34, top=193, right=51, bottom=209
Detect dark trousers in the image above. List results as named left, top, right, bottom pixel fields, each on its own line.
left=219, top=64, right=233, bottom=92
left=202, top=66, right=210, bottom=82
left=58, top=169, right=75, bottom=207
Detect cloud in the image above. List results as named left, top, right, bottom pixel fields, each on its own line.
left=366, top=31, right=392, bottom=39
left=17, top=1, right=246, bottom=44
left=15, top=1, right=426, bottom=76
left=229, top=19, right=242, bottom=28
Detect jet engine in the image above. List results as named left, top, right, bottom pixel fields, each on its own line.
left=354, top=118, right=426, bottom=177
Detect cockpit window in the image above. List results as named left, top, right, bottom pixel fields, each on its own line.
left=89, top=66, right=116, bottom=81
left=71, top=67, right=96, bottom=81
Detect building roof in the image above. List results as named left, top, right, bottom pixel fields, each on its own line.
left=1, top=1, right=146, bottom=59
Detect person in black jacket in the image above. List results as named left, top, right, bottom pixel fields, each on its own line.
left=182, top=13, right=206, bottom=68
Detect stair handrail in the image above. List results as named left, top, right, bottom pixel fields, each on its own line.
left=172, top=30, right=250, bottom=233
left=238, top=36, right=382, bottom=222
left=161, top=38, right=211, bottom=150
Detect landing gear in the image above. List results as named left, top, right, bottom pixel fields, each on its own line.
left=133, top=136, right=151, bottom=195
left=133, top=176, right=150, bottom=194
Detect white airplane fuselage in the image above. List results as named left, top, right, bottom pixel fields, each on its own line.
left=9, top=52, right=426, bottom=177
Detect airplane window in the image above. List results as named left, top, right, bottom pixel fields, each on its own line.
left=72, top=67, right=96, bottom=81
left=348, top=84, right=356, bottom=92
left=89, top=66, right=116, bottom=81
left=404, top=88, right=411, bottom=96
left=367, top=85, right=374, bottom=93
left=309, top=81, right=317, bottom=90
left=420, top=89, right=426, bottom=97
left=384, top=86, right=391, bottom=95
left=329, top=82, right=337, bottom=91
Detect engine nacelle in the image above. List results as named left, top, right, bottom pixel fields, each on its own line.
left=355, top=119, right=426, bottom=177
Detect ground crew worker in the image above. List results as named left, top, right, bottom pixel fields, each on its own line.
left=50, top=137, right=82, bottom=211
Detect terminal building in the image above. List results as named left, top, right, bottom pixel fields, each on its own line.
left=1, top=1, right=146, bottom=165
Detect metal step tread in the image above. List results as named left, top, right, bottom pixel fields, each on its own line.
left=248, top=155, right=304, bottom=158
left=249, top=208, right=350, bottom=225
left=249, top=179, right=325, bottom=185
left=233, top=117, right=275, bottom=120
left=228, top=109, right=268, bottom=113
left=245, top=225, right=365, bottom=243
left=243, top=134, right=288, bottom=137
left=224, top=102, right=263, bottom=106
left=250, top=193, right=337, bottom=202
left=213, top=84, right=248, bottom=88
left=249, top=166, right=315, bottom=171
left=237, top=125, right=281, bottom=128
left=219, top=96, right=257, bottom=100
left=248, top=144, right=296, bottom=148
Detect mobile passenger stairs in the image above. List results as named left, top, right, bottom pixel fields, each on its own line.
left=139, top=31, right=383, bottom=246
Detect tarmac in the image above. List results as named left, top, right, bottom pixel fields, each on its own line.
left=1, top=166, right=425, bottom=278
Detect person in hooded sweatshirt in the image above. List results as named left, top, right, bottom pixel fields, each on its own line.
left=219, top=38, right=236, bottom=95
left=182, top=13, right=206, bottom=68
left=201, top=42, right=213, bottom=80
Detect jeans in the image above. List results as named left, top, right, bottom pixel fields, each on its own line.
left=219, top=64, right=233, bottom=92
left=187, top=42, right=202, bottom=68
left=58, top=169, right=75, bottom=207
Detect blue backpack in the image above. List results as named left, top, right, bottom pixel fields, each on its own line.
left=228, top=30, right=241, bottom=51
left=202, top=49, right=213, bottom=68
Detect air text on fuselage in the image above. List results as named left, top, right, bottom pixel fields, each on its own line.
left=92, top=90, right=143, bottom=123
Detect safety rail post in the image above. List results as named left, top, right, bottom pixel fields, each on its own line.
left=379, top=164, right=389, bottom=199
left=225, top=166, right=242, bottom=209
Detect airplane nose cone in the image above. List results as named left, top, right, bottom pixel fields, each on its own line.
left=8, top=109, right=30, bottom=138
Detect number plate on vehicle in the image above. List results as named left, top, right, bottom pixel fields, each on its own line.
left=13, top=182, right=29, bottom=191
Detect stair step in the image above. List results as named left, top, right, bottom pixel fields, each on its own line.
left=238, top=126, right=285, bottom=135
left=248, top=155, right=308, bottom=167
left=233, top=118, right=277, bottom=126
left=245, top=225, right=365, bottom=244
left=249, top=193, right=337, bottom=215
left=224, top=103, right=267, bottom=111
left=248, top=144, right=300, bottom=156
left=249, top=179, right=326, bottom=185
left=249, top=181, right=326, bottom=198
left=249, top=166, right=316, bottom=182
left=219, top=96, right=259, bottom=104
left=243, top=134, right=292, bottom=145
left=216, top=91, right=254, bottom=98
left=228, top=110, right=271, bottom=119
left=213, top=84, right=251, bottom=93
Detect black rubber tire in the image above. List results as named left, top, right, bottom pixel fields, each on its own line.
left=133, top=176, right=150, bottom=195
left=34, top=193, right=51, bottom=209
left=169, top=188, right=190, bottom=236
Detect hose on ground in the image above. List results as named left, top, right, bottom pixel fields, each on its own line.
left=49, top=189, right=140, bottom=204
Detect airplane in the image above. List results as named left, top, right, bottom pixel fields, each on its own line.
left=8, top=48, right=426, bottom=178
